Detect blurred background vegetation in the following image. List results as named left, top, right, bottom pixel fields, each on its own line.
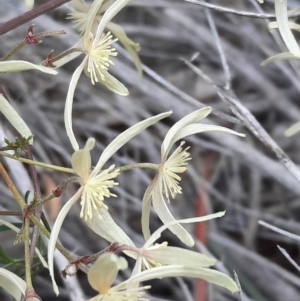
left=1, top=0, right=300, bottom=300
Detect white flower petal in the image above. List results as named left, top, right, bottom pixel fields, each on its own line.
left=152, top=178, right=194, bottom=247
left=145, top=246, right=216, bottom=268
left=88, top=253, right=127, bottom=294
left=0, top=268, right=26, bottom=300
left=86, top=207, right=135, bottom=250
left=174, top=124, right=245, bottom=143
left=275, top=0, right=300, bottom=56
left=0, top=94, right=33, bottom=144
left=71, top=149, right=91, bottom=181
left=94, top=0, right=132, bottom=44
left=0, top=219, right=47, bottom=268
left=84, top=0, right=105, bottom=47
left=141, top=178, right=157, bottom=241
left=94, top=68, right=129, bottom=96
left=106, top=21, right=142, bottom=76
left=92, top=111, right=172, bottom=175
left=0, top=61, right=57, bottom=74
left=261, top=52, right=299, bottom=66
left=145, top=211, right=226, bottom=248
left=162, top=107, right=212, bottom=158
left=64, top=58, right=87, bottom=151
left=285, top=121, right=300, bottom=137
left=48, top=188, right=83, bottom=296
left=126, top=265, right=239, bottom=293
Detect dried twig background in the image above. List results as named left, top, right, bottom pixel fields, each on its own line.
left=1, top=0, right=300, bottom=300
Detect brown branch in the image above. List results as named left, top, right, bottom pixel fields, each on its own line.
left=0, top=0, right=71, bottom=36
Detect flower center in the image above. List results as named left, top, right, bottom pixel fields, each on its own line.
left=87, top=31, right=118, bottom=85
left=160, top=141, right=191, bottom=200
left=80, top=165, right=120, bottom=221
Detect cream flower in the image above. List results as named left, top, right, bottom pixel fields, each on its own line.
left=142, top=107, right=245, bottom=247
left=64, top=0, right=132, bottom=151
left=87, top=250, right=238, bottom=301
left=48, top=111, right=171, bottom=295
left=132, top=212, right=232, bottom=285
left=69, top=0, right=142, bottom=76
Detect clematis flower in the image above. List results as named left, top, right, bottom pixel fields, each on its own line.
left=132, top=212, right=225, bottom=277
left=68, top=0, right=142, bottom=76
left=86, top=251, right=238, bottom=301
left=48, top=110, right=171, bottom=295
left=142, top=107, right=245, bottom=246
left=63, top=0, right=133, bottom=150
left=261, top=0, right=300, bottom=65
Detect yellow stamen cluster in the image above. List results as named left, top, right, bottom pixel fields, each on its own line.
left=87, top=31, right=118, bottom=84
left=160, top=141, right=191, bottom=200
left=80, top=165, right=120, bottom=220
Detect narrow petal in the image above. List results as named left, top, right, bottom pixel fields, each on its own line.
left=85, top=207, right=135, bottom=252
left=162, top=107, right=212, bottom=158
left=261, top=52, right=298, bottom=66
left=125, top=265, right=239, bottom=293
left=152, top=177, right=194, bottom=247
left=106, top=21, right=142, bottom=76
left=48, top=188, right=83, bottom=295
left=88, top=253, right=127, bottom=294
left=92, top=111, right=172, bottom=175
left=141, top=178, right=157, bottom=241
left=174, top=123, right=245, bottom=143
left=84, top=0, right=105, bottom=47
left=285, top=121, right=300, bottom=137
left=71, top=149, right=91, bottom=181
left=95, top=68, right=129, bottom=96
left=0, top=94, right=33, bottom=144
left=145, top=211, right=225, bottom=248
left=0, top=61, right=57, bottom=74
left=94, top=0, right=132, bottom=45
left=145, top=246, right=216, bottom=268
left=0, top=268, right=26, bottom=300
left=275, top=0, right=300, bottom=56
left=0, top=219, right=47, bottom=268
left=64, top=57, right=87, bottom=151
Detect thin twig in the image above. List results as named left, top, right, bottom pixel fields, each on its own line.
left=184, top=0, right=300, bottom=19
left=0, top=0, right=71, bottom=36
left=184, top=61, right=300, bottom=185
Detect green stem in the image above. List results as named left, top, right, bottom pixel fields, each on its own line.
left=118, top=162, right=159, bottom=172
left=51, top=47, right=84, bottom=63
left=0, top=41, right=27, bottom=61
left=24, top=217, right=33, bottom=288
left=0, top=151, right=75, bottom=173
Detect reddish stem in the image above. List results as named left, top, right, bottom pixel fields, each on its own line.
left=0, top=0, right=71, bottom=36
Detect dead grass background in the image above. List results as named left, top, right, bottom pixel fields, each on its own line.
left=1, top=0, right=300, bottom=300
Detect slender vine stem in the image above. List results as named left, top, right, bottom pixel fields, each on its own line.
left=0, top=150, right=75, bottom=173
left=24, top=217, right=33, bottom=288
